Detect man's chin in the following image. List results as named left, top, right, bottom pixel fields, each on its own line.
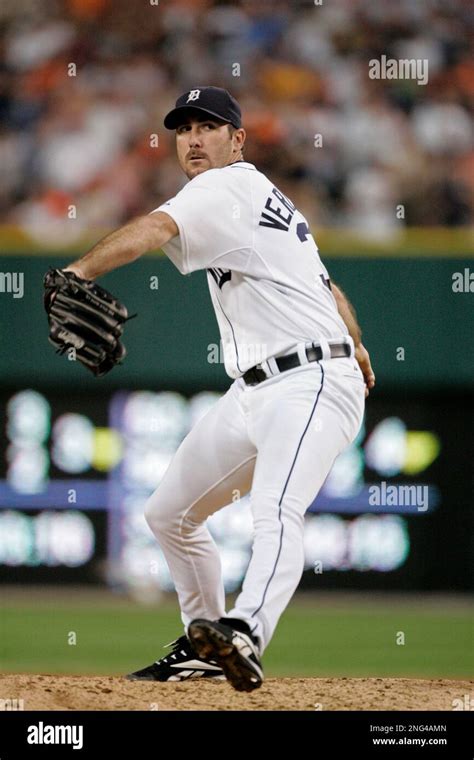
left=186, top=164, right=210, bottom=179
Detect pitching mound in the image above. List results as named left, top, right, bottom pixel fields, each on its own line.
left=1, top=675, right=472, bottom=711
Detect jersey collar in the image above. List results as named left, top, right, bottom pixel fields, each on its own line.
left=228, top=160, right=256, bottom=170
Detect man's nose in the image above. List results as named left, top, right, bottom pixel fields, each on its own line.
left=188, top=128, right=203, bottom=146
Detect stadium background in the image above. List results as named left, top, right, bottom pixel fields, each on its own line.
left=1, top=0, right=472, bottom=686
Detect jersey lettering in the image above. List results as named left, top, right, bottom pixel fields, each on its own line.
left=259, top=187, right=296, bottom=232
left=155, top=162, right=348, bottom=379
left=296, top=222, right=311, bottom=242
left=320, top=274, right=331, bottom=291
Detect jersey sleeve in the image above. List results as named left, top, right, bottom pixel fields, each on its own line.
left=150, top=169, right=252, bottom=275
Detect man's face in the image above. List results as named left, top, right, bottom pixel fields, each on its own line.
left=176, top=113, right=245, bottom=179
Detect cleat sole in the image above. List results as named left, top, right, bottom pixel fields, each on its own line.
left=188, top=619, right=262, bottom=693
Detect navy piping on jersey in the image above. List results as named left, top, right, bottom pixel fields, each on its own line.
left=249, top=362, right=325, bottom=630
left=212, top=286, right=242, bottom=374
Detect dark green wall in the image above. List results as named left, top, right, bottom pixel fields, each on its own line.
left=1, top=255, right=472, bottom=392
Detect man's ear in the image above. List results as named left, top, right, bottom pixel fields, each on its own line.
left=234, top=127, right=246, bottom=152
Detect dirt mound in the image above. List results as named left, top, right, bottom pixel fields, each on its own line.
left=1, top=674, right=472, bottom=711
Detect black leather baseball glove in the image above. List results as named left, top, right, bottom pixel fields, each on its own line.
left=43, top=267, right=134, bottom=377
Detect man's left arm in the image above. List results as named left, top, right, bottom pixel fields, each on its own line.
left=330, top=281, right=375, bottom=398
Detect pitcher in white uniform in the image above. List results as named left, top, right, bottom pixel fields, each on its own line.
left=64, top=86, right=375, bottom=692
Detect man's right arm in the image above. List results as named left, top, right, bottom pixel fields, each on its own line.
left=330, top=281, right=362, bottom=347
left=64, top=212, right=178, bottom=281
left=331, top=280, right=376, bottom=397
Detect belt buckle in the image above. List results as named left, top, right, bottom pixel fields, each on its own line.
left=308, top=342, right=323, bottom=361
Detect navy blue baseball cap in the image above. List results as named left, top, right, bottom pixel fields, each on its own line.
left=164, top=86, right=242, bottom=130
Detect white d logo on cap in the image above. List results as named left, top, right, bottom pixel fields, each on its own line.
left=187, top=90, right=201, bottom=102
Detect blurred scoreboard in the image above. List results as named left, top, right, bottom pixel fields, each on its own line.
left=0, top=387, right=472, bottom=593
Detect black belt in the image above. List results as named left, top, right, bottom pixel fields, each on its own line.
left=242, top=341, right=352, bottom=386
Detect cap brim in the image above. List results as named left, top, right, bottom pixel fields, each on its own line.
left=164, top=105, right=233, bottom=130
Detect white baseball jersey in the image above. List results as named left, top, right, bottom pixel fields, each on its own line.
left=152, top=161, right=349, bottom=379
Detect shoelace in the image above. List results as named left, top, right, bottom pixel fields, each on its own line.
left=160, top=634, right=221, bottom=667
left=159, top=635, right=190, bottom=661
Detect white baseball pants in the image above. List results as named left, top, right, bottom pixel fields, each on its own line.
left=144, top=356, right=365, bottom=653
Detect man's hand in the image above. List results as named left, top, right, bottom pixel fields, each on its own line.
left=355, top=342, right=375, bottom=398
left=43, top=268, right=132, bottom=377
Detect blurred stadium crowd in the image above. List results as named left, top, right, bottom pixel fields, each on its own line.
left=0, top=0, right=472, bottom=245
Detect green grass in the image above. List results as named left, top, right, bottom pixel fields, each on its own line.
left=270, top=607, right=473, bottom=677
left=1, top=594, right=472, bottom=678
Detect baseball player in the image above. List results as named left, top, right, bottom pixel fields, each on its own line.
left=63, top=86, right=375, bottom=692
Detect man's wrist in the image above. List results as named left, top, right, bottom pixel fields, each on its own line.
left=63, top=265, right=87, bottom=280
